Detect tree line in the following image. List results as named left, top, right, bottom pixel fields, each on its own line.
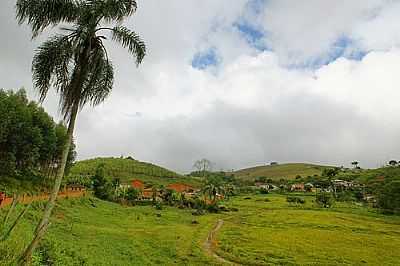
left=0, top=89, right=76, bottom=193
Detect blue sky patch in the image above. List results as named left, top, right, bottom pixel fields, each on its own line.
left=288, top=36, right=368, bottom=69
left=233, top=21, right=266, bottom=50
left=191, top=48, right=220, bottom=70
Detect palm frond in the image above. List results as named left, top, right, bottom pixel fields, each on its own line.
left=16, top=0, right=81, bottom=37
left=92, top=0, right=137, bottom=23
left=32, top=35, right=74, bottom=103
left=111, top=26, right=146, bottom=65
left=80, top=41, right=114, bottom=107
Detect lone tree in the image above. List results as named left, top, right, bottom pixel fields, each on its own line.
left=16, top=0, right=146, bottom=263
left=351, top=161, right=359, bottom=169
left=193, top=158, right=212, bottom=178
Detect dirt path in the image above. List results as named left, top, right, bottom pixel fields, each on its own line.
left=203, top=219, right=240, bottom=265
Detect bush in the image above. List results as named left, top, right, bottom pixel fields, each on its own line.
left=192, top=209, right=205, bottom=216
left=336, top=191, right=355, bottom=202
left=154, top=201, right=163, bottom=210
left=316, top=192, right=335, bottom=208
left=259, top=187, right=269, bottom=194
left=286, top=196, right=305, bottom=204
left=126, top=187, right=140, bottom=201
left=206, top=202, right=220, bottom=213
left=376, top=180, right=400, bottom=213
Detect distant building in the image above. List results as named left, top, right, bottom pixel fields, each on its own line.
left=131, top=179, right=144, bottom=190
left=290, top=183, right=305, bottom=192
left=167, top=183, right=196, bottom=193
left=332, top=179, right=355, bottom=189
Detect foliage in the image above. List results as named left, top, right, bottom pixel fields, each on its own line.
left=316, top=192, right=335, bottom=208
left=286, top=196, right=305, bottom=204
left=0, top=89, right=76, bottom=193
left=376, top=181, right=400, bottom=213
left=126, top=187, right=140, bottom=201
left=92, top=164, right=112, bottom=200
left=201, top=176, right=225, bottom=202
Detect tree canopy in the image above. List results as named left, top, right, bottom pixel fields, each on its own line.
left=0, top=89, right=76, bottom=193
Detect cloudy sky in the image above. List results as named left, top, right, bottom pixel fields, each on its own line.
left=2, top=0, right=400, bottom=173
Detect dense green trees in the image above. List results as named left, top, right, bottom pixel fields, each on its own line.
left=376, top=181, right=400, bottom=213
left=0, top=89, right=75, bottom=192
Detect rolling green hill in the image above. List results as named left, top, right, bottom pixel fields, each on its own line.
left=234, top=163, right=332, bottom=181
left=68, top=157, right=201, bottom=187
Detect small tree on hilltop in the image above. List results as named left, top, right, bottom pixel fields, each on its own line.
left=193, top=158, right=212, bottom=178
left=351, top=161, right=359, bottom=169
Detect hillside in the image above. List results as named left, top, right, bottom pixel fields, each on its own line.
left=234, top=163, right=331, bottom=181
left=68, top=157, right=201, bottom=187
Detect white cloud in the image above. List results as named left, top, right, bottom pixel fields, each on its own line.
left=2, top=0, right=400, bottom=172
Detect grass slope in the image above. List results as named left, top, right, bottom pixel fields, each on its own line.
left=69, top=157, right=200, bottom=187
left=218, top=194, right=400, bottom=265
left=0, top=197, right=219, bottom=265
left=234, top=163, right=331, bottom=180
left=1, top=195, right=399, bottom=265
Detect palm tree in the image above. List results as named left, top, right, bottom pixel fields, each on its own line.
left=202, top=177, right=225, bottom=203
left=16, top=1, right=146, bottom=264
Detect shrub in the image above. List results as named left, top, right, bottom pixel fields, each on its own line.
left=192, top=209, right=205, bottom=216
left=286, top=196, right=305, bottom=204
left=126, top=187, right=140, bottom=201
left=376, top=180, right=400, bottom=213
left=206, top=202, right=220, bottom=213
left=154, top=201, right=163, bottom=210
left=316, top=192, right=335, bottom=208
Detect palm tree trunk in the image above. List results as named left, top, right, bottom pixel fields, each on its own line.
left=18, top=101, right=79, bottom=266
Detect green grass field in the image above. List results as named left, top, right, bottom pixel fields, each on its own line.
left=217, top=194, right=400, bottom=265
left=1, top=194, right=399, bottom=265
left=0, top=197, right=219, bottom=265
left=234, top=163, right=331, bottom=181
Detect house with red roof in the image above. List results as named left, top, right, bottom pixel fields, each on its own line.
left=131, top=179, right=144, bottom=190
left=166, top=183, right=195, bottom=193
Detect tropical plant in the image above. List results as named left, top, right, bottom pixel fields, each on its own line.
left=16, top=0, right=146, bottom=263
left=202, top=176, right=225, bottom=203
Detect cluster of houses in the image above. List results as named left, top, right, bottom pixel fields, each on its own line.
left=255, top=179, right=359, bottom=193
left=125, top=179, right=200, bottom=200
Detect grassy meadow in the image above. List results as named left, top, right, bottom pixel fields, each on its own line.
left=234, top=163, right=330, bottom=181
left=217, top=194, right=400, bottom=265
left=1, top=194, right=400, bottom=265
left=0, top=197, right=219, bottom=265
